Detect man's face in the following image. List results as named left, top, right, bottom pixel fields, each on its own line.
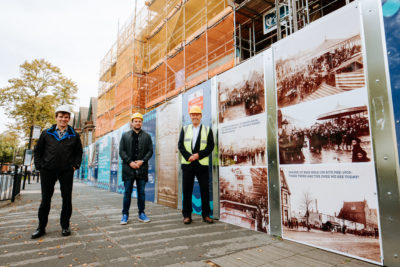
left=190, top=113, right=202, bottom=126
left=131, top=118, right=143, bottom=131
left=56, top=112, right=70, bottom=129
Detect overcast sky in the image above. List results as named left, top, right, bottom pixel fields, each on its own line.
left=0, top=0, right=143, bottom=133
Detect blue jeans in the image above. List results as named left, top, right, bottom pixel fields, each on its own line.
left=122, top=179, right=146, bottom=216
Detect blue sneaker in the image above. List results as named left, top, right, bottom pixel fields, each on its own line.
left=138, top=213, right=150, bottom=223
left=120, top=214, right=128, bottom=225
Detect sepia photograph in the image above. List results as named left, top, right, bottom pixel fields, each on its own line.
left=218, top=54, right=265, bottom=123
left=280, top=165, right=382, bottom=264
left=278, top=89, right=372, bottom=165
left=220, top=167, right=269, bottom=233
left=274, top=5, right=365, bottom=108
left=219, top=114, right=266, bottom=167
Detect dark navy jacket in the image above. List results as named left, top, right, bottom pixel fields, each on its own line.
left=34, top=124, right=83, bottom=171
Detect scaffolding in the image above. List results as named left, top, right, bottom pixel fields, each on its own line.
left=233, top=0, right=354, bottom=62
left=96, top=0, right=234, bottom=138
left=96, top=0, right=354, bottom=139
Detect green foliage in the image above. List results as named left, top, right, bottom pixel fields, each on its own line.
left=0, top=130, right=21, bottom=163
left=0, top=59, right=78, bottom=139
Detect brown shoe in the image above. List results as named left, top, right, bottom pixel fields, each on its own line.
left=203, top=216, right=213, bottom=224
left=183, top=217, right=192, bottom=224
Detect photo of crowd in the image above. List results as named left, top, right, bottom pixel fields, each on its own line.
left=278, top=89, right=372, bottom=164
left=219, top=115, right=266, bottom=167
left=220, top=167, right=269, bottom=233
left=218, top=55, right=265, bottom=123
left=280, top=165, right=381, bottom=263
left=274, top=7, right=364, bottom=108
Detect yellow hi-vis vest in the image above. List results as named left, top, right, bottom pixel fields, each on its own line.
left=181, top=124, right=210, bottom=166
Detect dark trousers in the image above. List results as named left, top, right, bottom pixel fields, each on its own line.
left=122, top=178, right=146, bottom=216
left=182, top=166, right=211, bottom=218
left=38, top=168, right=74, bottom=230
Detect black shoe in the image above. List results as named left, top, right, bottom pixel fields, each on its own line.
left=62, top=228, right=71, bottom=236
left=183, top=217, right=192, bottom=224
left=203, top=216, right=214, bottom=224
left=31, top=229, right=46, bottom=239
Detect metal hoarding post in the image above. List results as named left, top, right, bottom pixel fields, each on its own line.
left=177, top=94, right=183, bottom=211
left=361, top=0, right=400, bottom=265
left=264, top=48, right=281, bottom=236
left=211, top=76, right=220, bottom=219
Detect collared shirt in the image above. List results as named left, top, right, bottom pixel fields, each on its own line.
left=192, top=125, right=200, bottom=150
left=56, top=126, right=67, bottom=139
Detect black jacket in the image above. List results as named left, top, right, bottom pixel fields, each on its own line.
left=119, top=129, right=153, bottom=181
left=178, top=124, right=214, bottom=170
left=34, top=125, right=83, bottom=171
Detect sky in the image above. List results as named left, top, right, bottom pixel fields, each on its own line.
left=0, top=0, right=143, bottom=133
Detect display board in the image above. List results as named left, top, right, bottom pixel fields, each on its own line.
left=156, top=96, right=181, bottom=208
left=142, top=110, right=157, bottom=202
left=87, top=143, right=99, bottom=185
left=217, top=53, right=269, bottom=233
left=116, top=123, right=130, bottom=194
left=382, top=0, right=400, bottom=162
left=80, top=147, right=88, bottom=180
left=274, top=3, right=382, bottom=264
left=97, top=134, right=111, bottom=190
left=109, top=129, right=120, bottom=193
left=182, top=80, right=213, bottom=216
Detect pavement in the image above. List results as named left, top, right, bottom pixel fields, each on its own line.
left=0, top=181, right=377, bottom=267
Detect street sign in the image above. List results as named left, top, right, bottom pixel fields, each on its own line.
left=32, top=126, right=42, bottom=139
left=23, top=149, right=33, bottom=166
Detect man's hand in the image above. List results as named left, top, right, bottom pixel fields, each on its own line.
left=129, top=161, right=139, bottom=169
left=134, top=160, right=143, bottom=168
left=188, top=153, right=199, bottom=162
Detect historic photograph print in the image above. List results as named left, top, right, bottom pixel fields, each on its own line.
left=219, top=114, right=266, bottom=167
left=280, top=165, right=382, bottom=263
left=274, top=5, right=365, bottom=108
left=219, top=167, right=269, bottom=233
left=278, top=89, right=372, bottom=165
left=218, top=54, right=265, bottom=123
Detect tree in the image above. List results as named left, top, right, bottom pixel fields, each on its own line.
left=0, top=130, right=21, bottom=163
left=0, top=59, right=78, bottom=140
left=300, top=190, right=313, bottom=231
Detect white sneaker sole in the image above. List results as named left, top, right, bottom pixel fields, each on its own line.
left=120, top=221, right=128, bottom=225
left=138, top=218, right=150, bottom=223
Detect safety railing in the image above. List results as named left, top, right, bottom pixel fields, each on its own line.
left=0, top=164, right=23, bottom=202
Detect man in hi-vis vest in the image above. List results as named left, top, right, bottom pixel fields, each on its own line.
left=178, top=105, right=214, bottom=224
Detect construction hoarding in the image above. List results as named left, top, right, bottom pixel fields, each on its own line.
left=156, top=96, right=182, bottom=208
left=142, top=110, right=157, bottom=203
left=274, top=3, right=382, bottom=264
left=217, top=53, right=269, bottom=233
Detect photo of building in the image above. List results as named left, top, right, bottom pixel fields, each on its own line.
left=220, top=167, right=268, bottom=233
left=280, top=165, right=381, bottom=262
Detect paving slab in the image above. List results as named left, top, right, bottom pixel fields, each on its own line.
left=0, top=181, right=378, bottom=267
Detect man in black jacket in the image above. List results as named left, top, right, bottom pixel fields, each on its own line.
left=119, top=112, right=153, bottom=225
left=178, top=105, right=214, bottom=224
left=32, top=105, right=83, bottom=239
